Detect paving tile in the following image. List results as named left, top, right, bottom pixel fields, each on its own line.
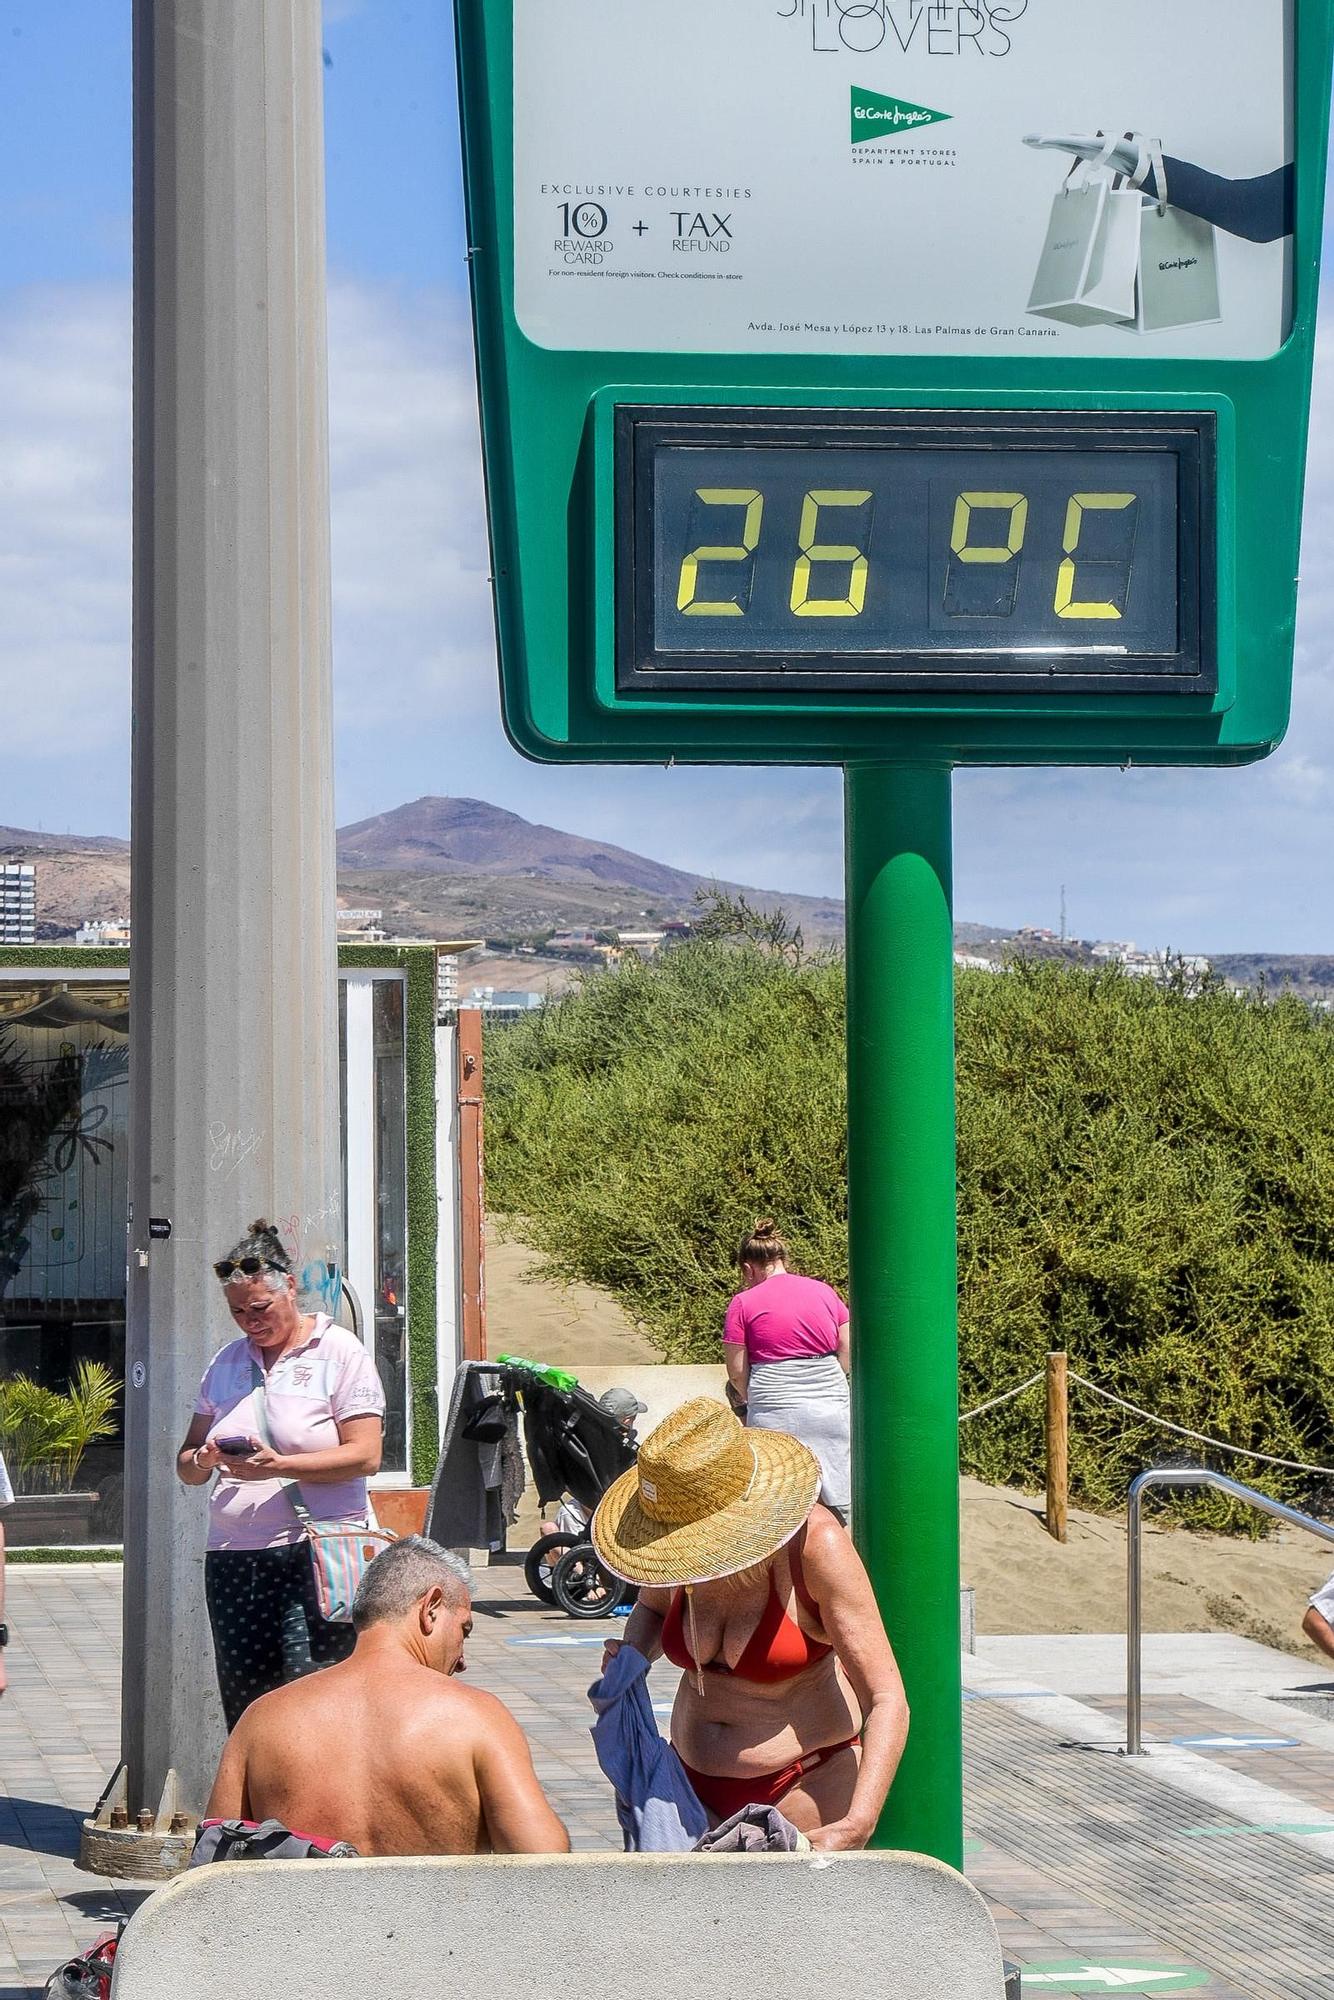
left=2, top=1562, right=1333, bottom=1996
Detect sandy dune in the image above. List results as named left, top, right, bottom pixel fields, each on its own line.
left=485, top=1230, right=1333, bottom=1658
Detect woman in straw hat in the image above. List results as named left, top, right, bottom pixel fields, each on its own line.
left=592, top=1398, right=908, bottom=1850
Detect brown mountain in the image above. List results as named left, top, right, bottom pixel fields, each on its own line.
left=334, top=797, right=845, bottom=943
left=337, top=796, right=723, bottom=901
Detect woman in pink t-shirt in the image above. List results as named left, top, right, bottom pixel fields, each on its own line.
left=176, top=1219, right=386, bottom=1728
left=724, top=1220, right=851, bottom=1516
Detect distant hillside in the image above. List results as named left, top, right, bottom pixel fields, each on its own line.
left=0, top=797, right=845, bottom=947
left=1210, top=954, right=1334, bottom=999
left=333, top=796, right=844, bottom=945
left=0, top=826, right=128, bottom=856
left=2, top=800, right=1326, bottom=974
left=336, top=796, right=704, bottom=901
left=0, top=829, right=132, bottom=937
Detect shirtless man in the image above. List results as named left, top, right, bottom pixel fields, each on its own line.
left=205, top=1537, right=569, bottom=1856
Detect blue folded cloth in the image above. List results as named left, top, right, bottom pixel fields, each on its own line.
left=587, top=1643, right=708, bottom=1852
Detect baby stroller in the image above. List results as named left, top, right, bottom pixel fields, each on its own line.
left=506, top=1361, right=642, bottom=1619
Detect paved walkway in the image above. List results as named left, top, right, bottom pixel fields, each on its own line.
left=3, top=1567, right=1334, bottom=1996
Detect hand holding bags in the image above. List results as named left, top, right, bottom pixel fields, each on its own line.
left=1027, top=131, right=1220, bottom=335
left=1027, top=136, right=1143, bottom=327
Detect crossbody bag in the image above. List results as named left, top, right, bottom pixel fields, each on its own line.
left=248, top=1358, right=395, bottom=1623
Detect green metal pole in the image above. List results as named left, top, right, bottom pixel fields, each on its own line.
left=844, top=761, right=962, bottom=1868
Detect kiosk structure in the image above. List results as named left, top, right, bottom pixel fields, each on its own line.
left=454, top=0, right=1334, bottom=1865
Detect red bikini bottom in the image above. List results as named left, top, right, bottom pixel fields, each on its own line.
left=680, top=1736, right=860, bottom=1822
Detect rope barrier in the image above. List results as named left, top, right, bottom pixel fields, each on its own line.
left=956, top=1361, right=1334, bottom=1480
left=958, top=1372, right=1044, bottom=1423
left=1067, top=1372, right=1334, bottom=1481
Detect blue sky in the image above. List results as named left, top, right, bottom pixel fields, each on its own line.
left=1, top=2, right=1332, bottom=951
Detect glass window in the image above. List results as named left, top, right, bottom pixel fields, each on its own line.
left=0, top=965, right=417, bottom=1537
left=0, top=982, right=130, bottom=1543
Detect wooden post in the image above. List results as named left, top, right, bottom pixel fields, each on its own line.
left=1046, top=1350, right=1068, bottom=1543
left=456, top=1006, right=487, bottom=1361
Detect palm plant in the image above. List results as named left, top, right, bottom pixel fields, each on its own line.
left=0, top=1360, right=121, bottom=1494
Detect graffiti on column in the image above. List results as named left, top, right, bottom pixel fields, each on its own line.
left=276, top=1206, right=344, bottom=1316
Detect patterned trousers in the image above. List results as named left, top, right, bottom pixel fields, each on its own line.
left=205, top=1544, right=355, bottom=1731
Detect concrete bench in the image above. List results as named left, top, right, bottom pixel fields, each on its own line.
left=110, top=1850, right=1009, bottom=1999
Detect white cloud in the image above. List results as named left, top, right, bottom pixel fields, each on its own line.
left=328, top=282, right=496, bottom=732
left=0, top=285, right=130, bottom=826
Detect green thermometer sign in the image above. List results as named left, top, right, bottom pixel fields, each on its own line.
left=455, top=0, right=1334, bottom=1874
left=457, top=0, right=1332, bottom=768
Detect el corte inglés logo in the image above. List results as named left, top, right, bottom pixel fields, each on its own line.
left=851, top=85, right=951, bottom=143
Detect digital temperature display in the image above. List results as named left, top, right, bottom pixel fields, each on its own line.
left=616, top=409, right=1213, bottom=697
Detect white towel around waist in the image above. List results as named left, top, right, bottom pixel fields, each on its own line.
left=745, top=1355, right=851, bottom=1515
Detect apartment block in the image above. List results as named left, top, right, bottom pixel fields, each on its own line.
left=0, top=863, right=35, bottom=945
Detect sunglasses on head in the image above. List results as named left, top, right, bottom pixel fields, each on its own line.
left=213, top=1257, right=285, bottom=1283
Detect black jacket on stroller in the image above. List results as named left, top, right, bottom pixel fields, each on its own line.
left=424, top=1360, right=636, bottom=1551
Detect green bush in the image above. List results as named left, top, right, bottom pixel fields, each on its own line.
left=485, top=947, right=1334, bottom=1516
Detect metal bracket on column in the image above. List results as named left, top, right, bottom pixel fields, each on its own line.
left=78, top=1762, right=194, bottom=1881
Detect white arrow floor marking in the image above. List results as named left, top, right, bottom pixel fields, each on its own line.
left=1022, top=1969, right=1204, bottom=1990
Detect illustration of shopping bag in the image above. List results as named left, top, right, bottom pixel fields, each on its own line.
left=1027, top=141, right=1139, bottom=327
left=1135, top=201, right=1220, bottom=331
left=1075, top=177, right=1142, bottom=322
left=1128, top=138, right=1221, bottom=333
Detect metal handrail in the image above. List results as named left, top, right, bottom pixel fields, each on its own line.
left=1127, top=1466, right=1334, bottom=1755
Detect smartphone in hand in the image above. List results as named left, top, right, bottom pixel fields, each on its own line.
left=214, top=1435, right=258, bottom=1458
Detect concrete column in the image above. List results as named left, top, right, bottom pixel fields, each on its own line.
left=123, top=0, right=340, bottom=1815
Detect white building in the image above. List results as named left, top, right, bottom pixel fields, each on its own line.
left=337, top=907, right=386, bottom=939
left=1091, top=940, right=1137, bottom=961
left=74, top=917, right=131, bottom=948
left=0, top=863, right=36, bottom=945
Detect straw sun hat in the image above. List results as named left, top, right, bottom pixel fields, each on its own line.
left=591, top=1397, right=822, bottom=1588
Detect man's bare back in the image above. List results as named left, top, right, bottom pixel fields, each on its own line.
left=206, top=1540, right=568, bottom=1857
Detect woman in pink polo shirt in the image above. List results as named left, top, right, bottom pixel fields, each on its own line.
left=175, top=1219, right=385, bottom=1728
left=724, top=1220, right=851, bottom=1517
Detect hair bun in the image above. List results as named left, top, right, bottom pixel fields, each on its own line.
left=753, top=1218, right=777, bottom=1239
left=248, top=1217, right=272, bottom=1236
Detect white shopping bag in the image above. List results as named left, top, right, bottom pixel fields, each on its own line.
left=1136, top=202, right=1221, bottom=331
left=1028, top=139, right=1141, bottom=327
left=1128, top=139, right=1221, bottom=333
left=1076, top=176, right=1142, bottom=323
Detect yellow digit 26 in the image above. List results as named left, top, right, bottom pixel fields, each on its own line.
left=676, top=489, right=764, bottom=616
left=790, top=490, right=873, bottom=617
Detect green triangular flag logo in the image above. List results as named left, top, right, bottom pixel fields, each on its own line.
left=851, top=85, right=950, bottom=144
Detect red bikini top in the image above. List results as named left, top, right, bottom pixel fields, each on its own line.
left=662, top=1532, right=832, bottom=1684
